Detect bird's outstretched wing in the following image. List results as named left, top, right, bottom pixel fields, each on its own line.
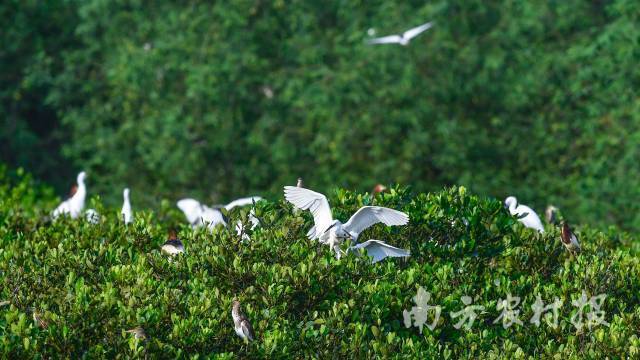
left=284, top=186, right=333, bottom=239
left=224, top=196, right=263, bottom=211
left=177, top=199, right=203, bottom=225
left=350, top=239, right=410, bottom=263
left=241, top=319, right=255, bottom=341
left=403, top=21, right=434, bottom=40
left=366, top=35, right=402, bottom=44
left=343, top=206, right=409, bottom=238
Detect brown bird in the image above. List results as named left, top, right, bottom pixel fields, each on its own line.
left=161, top=229, right=184, bottom=256
left=125, top=326, right=148, bottom=341
left=31, top=308, right=48, bottom=329
left=232, top=300, right=255, bottom=342
left=560, top=221, right=581, bottom=254
left=545, top=205, right=559, bottom=225
left=368, top=184, right=388, bottom=205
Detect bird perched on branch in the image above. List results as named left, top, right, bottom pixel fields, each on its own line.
left=125, top=326, right=148, bottom=341
left=161, top=230, right=184, bottom=256
left=560, top=221, right=581, bottom=254
left=232, top=300, right=255, bottom=342
left=366, top=21, right=434, bottom=46
left=121, top=188, right=133, bottom=224
left=52, top=171, right=87, bottom=219
left=284, top=186, right=409, bottom=258
left=504, top=196, right=544, bottom=233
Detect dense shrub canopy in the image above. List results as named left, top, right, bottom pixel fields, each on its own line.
left=2, top=1, right=640, bottom=231
left=1, top=172, right=639, bottom=358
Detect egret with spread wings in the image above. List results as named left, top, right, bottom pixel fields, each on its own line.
left=284, top=186, right=409, bottom=258
left=367, top=21, right=434, bottom=46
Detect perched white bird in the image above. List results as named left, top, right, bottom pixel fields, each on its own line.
left=121, top=188, right=133, bottom=224
left=367, top=21, right=434, bottom=46
left=560, top=221, right=581, bottom=254
left=348, top=239, right=410, bottom=263
left=504, top=196, right=544, bottom=233
left=284, top=186, right=409, bottom=258
left=232, top=300, right=255, bottom=342
left=85, top=208, right=100, bottom=224
left=52, top=171, right=87, bottom=219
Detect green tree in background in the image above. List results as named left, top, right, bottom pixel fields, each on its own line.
left=2, top=0, right=640, bottom=230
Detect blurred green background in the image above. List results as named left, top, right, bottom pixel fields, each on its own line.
left=1, top=1, right=639, bottom=230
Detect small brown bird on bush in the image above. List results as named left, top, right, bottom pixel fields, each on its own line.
left=560, top=221, right=581, bottom=254
left=125, top=326, right=148, bottom=341
left=31, top=308, right=48, bottom=329
left=232, top=300, right=255, bottom=342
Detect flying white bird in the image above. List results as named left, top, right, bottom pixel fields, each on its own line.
left=367, top=21, right=434, bottom=46
left=284, top=186, right=409, bottom=257
left=232, top=300, right=255, bottom=342
left=504, top=196, right=544, bottom=233
left=177, top=197, right=262, bottom=230
left=347, top=239, right=410, bottom=263
left=560, top=221, right=581, bottom=254
left=52, top=171, right=87, bottom=219
left=121, top=188, right=133, bottom=224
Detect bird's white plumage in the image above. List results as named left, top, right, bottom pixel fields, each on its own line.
left=177, top=199, right=203, bottom=225
left=349, top=239, right=410, bottom=263
left=505, top=196, right=544, bottom=233
left=85, top=208, right=100, bottom=224
left=284, top=186, right=333, bottom=239
left=367, top=35, right=403, bottom=45
left=223, top=196, right=262, bottom=211
left=121, top=188, right=132, bottom=224
left=343, top=206, right=409, bottom=239
left=284, top=186, right=410, bottom=258
left=52, top=171, right=87, bottom=219
left=367, top=21, right=433, bottom=45
left=200, top=205, right=227, bottom=228
left=403, top=22, right=434, bottom=40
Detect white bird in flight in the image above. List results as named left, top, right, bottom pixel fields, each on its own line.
left=367, top=21, right=434, bottom=46
left=52, top=171, right=87, bottom=219
left=348, top=239, right=410, bottom=263
left=504, top=196, right=544, bottom=233
left=121, top=188, right=133, bottom=224
left=177, top=196, right=262, bottom=231
left=284, top=186, right=409, bottom=258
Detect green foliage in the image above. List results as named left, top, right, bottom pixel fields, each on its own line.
left=1, top=178, right=639, bottom=358
left=2, top=0, right=640, bottom=231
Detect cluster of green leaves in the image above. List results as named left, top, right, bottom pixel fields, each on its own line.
left=2, top=0, right=640, bottom=231
left=1, top=176, right=639, bottom=358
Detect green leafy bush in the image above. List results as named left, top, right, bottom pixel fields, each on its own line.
left=1, top=179, right=638, bottom=358
left=3, top=0, right=640, bottom=231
